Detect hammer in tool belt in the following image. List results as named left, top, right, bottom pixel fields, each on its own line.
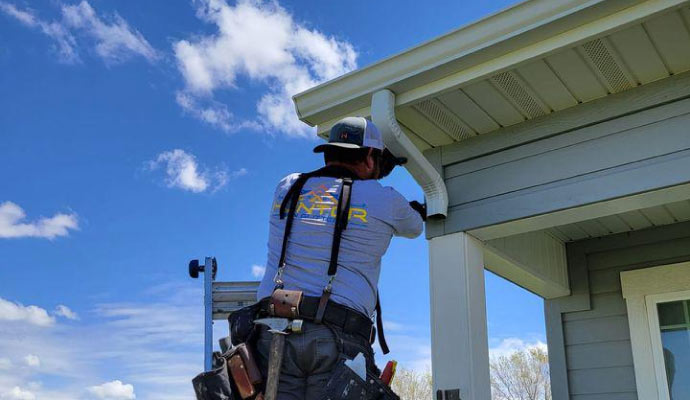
left=254, top=317, right=303, bottom=400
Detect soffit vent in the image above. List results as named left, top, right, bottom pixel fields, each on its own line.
left=490, top=71, right=549, bottom=119
left=581, top=38, right=635, bottom=93
left=413, top=99, right=473, bottom=142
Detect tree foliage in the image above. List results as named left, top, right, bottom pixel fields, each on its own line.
left=392, top=347, right=551, bottom=400
left=490, top=347, right=551, bottom=400
left=391, top=367, right=432, bottom=400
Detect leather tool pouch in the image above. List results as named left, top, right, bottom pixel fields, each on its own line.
left=228, top=302, right=261, bottom=346
left=228, top=343, right=262, bottom=399
left=269, top=289, right=303, bottom=318
left=192, top=353, right=235, bottom=400
left=319, top=360, right=400, bottom=400
left=192, top=344, right=264, bottom=400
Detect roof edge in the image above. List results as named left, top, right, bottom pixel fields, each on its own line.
left=293, top=0, right=669, bottom=127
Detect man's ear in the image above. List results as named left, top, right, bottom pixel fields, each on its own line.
left=366, top=148, right=375, bottom=169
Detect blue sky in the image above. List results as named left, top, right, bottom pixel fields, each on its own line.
left=0, top=0, right=545, bottom=398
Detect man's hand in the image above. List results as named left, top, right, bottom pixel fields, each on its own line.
left=409, top=201, right=427, bottom=221
left=378, top=149, right=407, bottom=178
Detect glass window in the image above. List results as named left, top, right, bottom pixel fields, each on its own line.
left=657, top=300, right=690, bottom=400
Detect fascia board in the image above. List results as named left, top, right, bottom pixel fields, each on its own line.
left=294, top=0, right=685, bottom=127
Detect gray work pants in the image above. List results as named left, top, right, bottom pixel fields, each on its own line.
left=255, top=320, right=378, bottom=400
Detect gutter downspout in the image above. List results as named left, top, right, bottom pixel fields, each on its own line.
left=371, top=90, right=448, bottom=219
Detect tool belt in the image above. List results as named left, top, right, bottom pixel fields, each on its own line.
left=258, top=293, right=375, bottom=344
left=192, top=343, right=264, bottom=400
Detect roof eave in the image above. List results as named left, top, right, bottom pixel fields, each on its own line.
left=293, top=0, right=682, bottom=128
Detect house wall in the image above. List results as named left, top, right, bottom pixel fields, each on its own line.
left=425, top=71, right=690, bottom=240
left=545, top=221, right=690, bottom=400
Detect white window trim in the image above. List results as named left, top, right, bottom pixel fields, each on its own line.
left=645, top=289, right=690, bottom=400
left=621, top=261, right=690, bottom=400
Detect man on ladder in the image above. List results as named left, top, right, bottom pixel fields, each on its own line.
left=251, top=116, right=426, bottom=399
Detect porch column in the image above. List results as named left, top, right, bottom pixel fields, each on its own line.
left=429, top=232, right=491, bottom=400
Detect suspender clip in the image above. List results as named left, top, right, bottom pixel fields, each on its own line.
left=324, top=275, right=336, bottom=293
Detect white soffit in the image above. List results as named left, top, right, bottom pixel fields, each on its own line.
left=548, top=199, right=690, bottom=242
left=294, top=0, right=690, bottom=146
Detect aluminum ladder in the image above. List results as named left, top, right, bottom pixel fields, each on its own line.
left=188, top=257, right=259, bottom=370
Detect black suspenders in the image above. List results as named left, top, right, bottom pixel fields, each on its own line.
left=315, top=176, right=352, bottom=324
left=274, top=166, right=390, bottom=354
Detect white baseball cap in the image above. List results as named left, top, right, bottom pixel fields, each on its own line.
left=313, top=117, right=384, bottom=153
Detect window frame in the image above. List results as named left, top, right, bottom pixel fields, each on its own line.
left=645, top=290, right=690, bottom=400
left=621, top=261, right=690, bottom=400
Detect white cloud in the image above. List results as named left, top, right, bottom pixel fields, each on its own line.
left=147, top=149, right=245, bottom=193
left=382, top=320, right=405, bottom=332
left=54, top=305, right=79, bottom=320
left=489, top=337, right=548, bottom=359
left=0, top=2, right=79, bottom=63
left=0, top=2, right=34, bottom=25
left=1, top=386, right=35, bottom=400
left=152, top=149, right=208, bottom=192
left=87, top=380, right=135, bottom=400
left=380, top=335, right=549, bottom=374
left=61, top=1, right=157, bottom=64
left=230, top=168, right=248, bottom=178
left=0, top=297, right=55, bottom=327
left=376, top=331, right=432, bottom=373
left=0, top=285, right=203, bottom=399
left=22, top=356, right=39, bottom=369
left=0, top=1, right=156, bottom=64
left=175, top=92, right=261, bottom=134
left=251, top=264, right=265, bottom=278
left=0, top=202, right=78, bottom=239
left=173, top=0, right=357, bottom=137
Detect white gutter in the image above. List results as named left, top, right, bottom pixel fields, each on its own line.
left=371, top=90, right=448, bottom=219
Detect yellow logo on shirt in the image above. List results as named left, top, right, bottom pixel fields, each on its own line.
left=273, top=184, right=368, bottom=224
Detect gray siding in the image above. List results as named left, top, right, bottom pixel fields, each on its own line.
left=425, top=72, right=690, bottom=239
left=546, top=221, right=690, bottom=400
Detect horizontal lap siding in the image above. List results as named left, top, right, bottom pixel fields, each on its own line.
left=563, top=315, right=630, bottom=345
left=568, top=367, right=637, bottom=394
left=558, top=223, right=690, bottom=399
left=435, top=74, right=690, bottom=236
left=566, top=341, right=633, bottom=370
left=445, top=104, right=690, bottom=205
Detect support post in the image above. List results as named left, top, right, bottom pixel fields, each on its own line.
left=204, top=256, right=214, bottom=371
left=429, top=232, right=490, bottom=400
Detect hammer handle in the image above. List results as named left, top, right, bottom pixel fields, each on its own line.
left=265, top=333, right=285, bottom=400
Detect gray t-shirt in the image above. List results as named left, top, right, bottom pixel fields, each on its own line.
left=257, top=173, right=424, bottom=317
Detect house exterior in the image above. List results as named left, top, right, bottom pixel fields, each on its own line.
left=291, top=1, right=690, bottom=399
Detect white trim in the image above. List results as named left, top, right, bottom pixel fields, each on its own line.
left=621, top=262, right=690, bottom=400
left=428, top=232, right=491, bottom=399
left=645, top=290, right=690, bottom=400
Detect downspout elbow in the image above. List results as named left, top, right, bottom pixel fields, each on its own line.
left=371, top=90, right=448, bottom=219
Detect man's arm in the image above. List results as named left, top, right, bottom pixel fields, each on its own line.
left=384, top=188, right=424, bottom=238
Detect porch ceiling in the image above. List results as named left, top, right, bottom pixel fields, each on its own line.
left=397, top=5, right=690, bottom=150
left=548, top=199, right=690, bottom=242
